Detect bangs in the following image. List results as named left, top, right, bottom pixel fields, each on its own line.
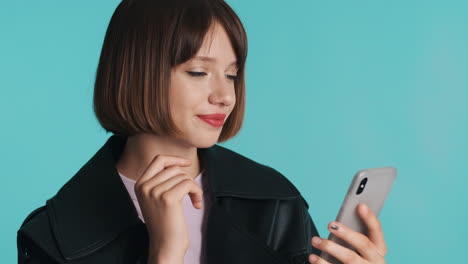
left=169, top=0, right=248, bottom=71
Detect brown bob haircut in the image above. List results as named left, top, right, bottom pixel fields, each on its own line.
left=93, top=0, right=248, bottom=142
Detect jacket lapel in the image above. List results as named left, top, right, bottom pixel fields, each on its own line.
left=46, top=135, right=303, bottom=262
left=199, top=141, right=300, bottom=264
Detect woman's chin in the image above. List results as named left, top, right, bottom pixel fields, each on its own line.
left=191, top=134, right=221, bottom=149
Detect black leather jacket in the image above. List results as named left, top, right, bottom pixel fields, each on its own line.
left=17, top=135, right=321, bottom=263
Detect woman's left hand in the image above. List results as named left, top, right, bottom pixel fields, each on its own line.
left=308, top=203, right=387, bottom=264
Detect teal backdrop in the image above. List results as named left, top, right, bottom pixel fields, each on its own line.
left=2, top=0, right=467, bottom=263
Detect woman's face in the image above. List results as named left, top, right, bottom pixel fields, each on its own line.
left=169, top=21, right=238, bottom=148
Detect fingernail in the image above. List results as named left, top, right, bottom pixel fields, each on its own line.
left=310, top=254, right=318, bottom=263
left=330, top=223, right=339, bottom=231
left=312, top=236, right=321, bottom=245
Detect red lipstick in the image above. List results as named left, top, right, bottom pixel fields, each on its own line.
left=197, top=113, right=226, bottom=128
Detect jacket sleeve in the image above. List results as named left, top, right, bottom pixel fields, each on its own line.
left=288, top=197, right=322, bottom=264
left=304, top=207, right=322, bottom=257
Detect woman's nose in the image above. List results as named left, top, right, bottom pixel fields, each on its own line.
left=209, top=74, right=235, bottom=107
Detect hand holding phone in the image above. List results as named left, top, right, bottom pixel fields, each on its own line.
left=318, top=167, right=396, bottom=264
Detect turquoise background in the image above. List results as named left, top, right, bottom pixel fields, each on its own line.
left=2, top=0, right=467, bottom=262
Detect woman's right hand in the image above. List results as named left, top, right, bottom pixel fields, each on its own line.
left=134, top=154, right=204, bottom=264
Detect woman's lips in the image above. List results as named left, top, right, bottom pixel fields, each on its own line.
left=197, top=114, right=226, bottom=128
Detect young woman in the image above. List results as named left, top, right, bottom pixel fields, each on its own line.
left=17, top=0, right=388, bottom=263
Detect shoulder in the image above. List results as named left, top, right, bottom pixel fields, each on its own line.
left=19, top=205, right=47, bottom=230
left=210, top=144, right=310, bottom=208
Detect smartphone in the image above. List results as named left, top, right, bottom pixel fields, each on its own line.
left=320, top=167, right=397, bottom=264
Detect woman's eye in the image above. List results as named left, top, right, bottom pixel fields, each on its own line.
left=186, top=71, right=207, bottom=77
left=186, top=71, right=237, bottom=81
left=226, top=75, right=238, bottom=81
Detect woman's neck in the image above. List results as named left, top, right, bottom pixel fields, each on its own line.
left=115, top=133, right=201, bottom=182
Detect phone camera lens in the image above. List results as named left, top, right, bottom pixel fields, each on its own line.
left=356, top=177, right=368, bottom=195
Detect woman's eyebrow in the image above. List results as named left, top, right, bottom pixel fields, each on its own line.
left=193, top=56, right=237, bottom=67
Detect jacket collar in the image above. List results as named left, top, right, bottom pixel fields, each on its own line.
left=46, top=134, right=300, bottom=261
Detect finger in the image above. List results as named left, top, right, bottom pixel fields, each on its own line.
left=308, top=254, right=331, bottom=264
left=358, top=203, right=387, bottom=256
left=137, top=165, right=187, bottom=191
left=326, top=221, right=382, bottom=262
left=188, top=191, right=204, bottom=210
left=138, top=155, right=191, bottom=183
left=150, top=174, right=194, bottom=200
left=162, top=178, right=204, bottom=209
left=310, top=236, right=361, bottom=264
